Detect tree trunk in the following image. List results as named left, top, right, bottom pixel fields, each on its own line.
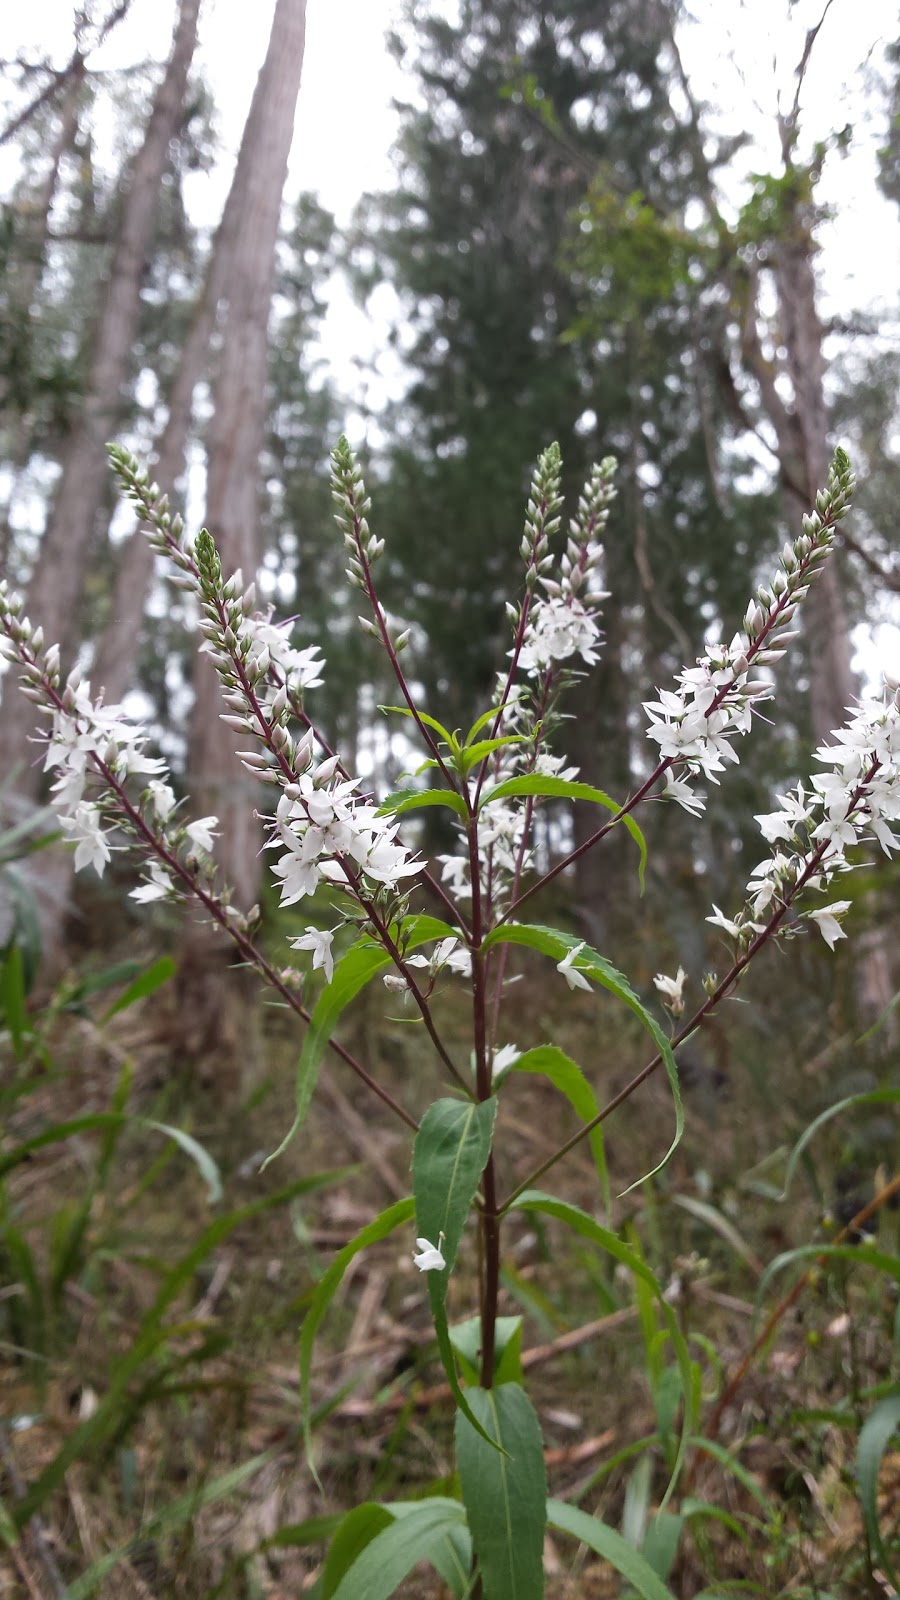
left=0, top=0, right=202, bottom=791
left=747, top=177, right=894, bottom=1029
left=188, top=0, right=307, bottom=912
left=92, top=178, right=247, bottom=702
left=178, top=0, right=308, bottom=1091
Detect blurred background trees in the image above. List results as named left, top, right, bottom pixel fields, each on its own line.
left=1, top=0, right=897, bottom=1051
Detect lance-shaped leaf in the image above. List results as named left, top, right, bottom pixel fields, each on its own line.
left=510, top=1192, right=696, bottom=1502
left=413, top=1096, right=499, bottom=1447
left=481, top=774, right=647, bottom=890
left=328, top=1498, right=470, bottom=1600
left=755, top=1241, right=900, bottom=1320
left=264, top=914, right=456, bottom=1168
left=486, top=925, right=682, bottom=1189
left=299, top=1198, right=415, bottom=1481
left=856, top=1394, right=900, bottom=1590
left=378, top=787, right=468, bottom=819
left=456, top=1382, right=546, bottom=1600
left=780, top=1087, right=900, bottom=1200
left=547, top=1499, right=676, bottom=1600
left=512, top=1044, right=610, bottom=1215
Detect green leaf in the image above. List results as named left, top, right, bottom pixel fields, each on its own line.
left=322, top=1503, right=394, bottom=1598
left=413, top=1098, right=497, bottom=1275
left=413, top=1097, right=500, bottom=1448
left=671, top=1193, right=762, bottom=1276
left=450, top=1316, right=523, bottom=1386
left=482, top=776, right=647, bottom=891
left=380, top=704, right=457, bottom=746
left=685, top=1437, right=773, bottom=1516
left=0, top=945, right=28, bottom=1058
left=756, top=1242, right=900, bottom=1317
left=780, top=1088, right=900, bottom=1200
left=487, top=926, right=682, bottom=1189
left=466, top=705, right=505, bottom=744
left=329, top=1499, right=469, bottom=1600
left=2, top=863, right=44, bottom=991
left=512, top=1045, right=610, bottom=1215
left=641, top=1510, right=683, bottom=1580
left=678, top=1498, right=754, bottom=1542
left=856, top=1392, right=900, bottom=1588
left=263, top=915, right=455, bottom=1169
left=299, top=1198, right=415, bottom=1481
left=510, top=1192, right=695, bottom=1502
left=547, top=1499, right=676, bottom=1600
left=100, top=955, right=176, bottom=1021
left=378, top=787, right=468, bottom=820
left=0, top=1112, right=221, bottom=1203
left=461, top=734, right=529, bottom=773
left=456, top=1384, right=546, bottom=1600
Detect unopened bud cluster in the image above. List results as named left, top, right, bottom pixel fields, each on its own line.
left=516, top=453, right=612, bottom=678
left=331, top=436, right=411, bottom=654
left=646, top=447, right=855, bottom=816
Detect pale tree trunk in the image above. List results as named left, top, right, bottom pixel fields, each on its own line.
left=92, top=184, right=247, bottom=701
left=741, top=170, right=894, bottom=1028
left=176, top=0, right=308, bottom=1088
left=0, top=0, right=202, bottom=793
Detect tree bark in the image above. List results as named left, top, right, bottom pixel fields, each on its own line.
left=174, top=0, right=307, bottom=1091
left=92, top=177, right=247, bottom=702
left=0, top=0, right=202, bottom=792
left=187, top=0, right=307, bottom=914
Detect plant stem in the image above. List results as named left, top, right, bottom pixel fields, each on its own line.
left=498, top=784, right=879, bottom=1212
left=468, top=812, right=501, bottom=1389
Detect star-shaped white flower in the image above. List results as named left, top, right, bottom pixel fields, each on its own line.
left=413, top=1234, right=446, bottom=1272
left=289, top=926, right=336, bottom=983
left=654, top=966, right=687, bottom=1015
left=557, top=942, right=592, bottom=991
left=804, top=901, right=852, bottom=950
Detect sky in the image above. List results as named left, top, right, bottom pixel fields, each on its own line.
left=2, top=0, right=899, bottom=670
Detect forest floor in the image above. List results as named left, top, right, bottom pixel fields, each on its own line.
left=1, top=930, right=898, bottom=1599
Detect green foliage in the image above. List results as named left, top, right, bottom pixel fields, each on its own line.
left=485, top=924, right=683, bottom=1189
left=299, top=1198, right=415, bottom=1479
left=856, top=1393, right=900, bottom=1587
left=547, top=1498, right=677, bottom=1599
left=456, top=1383, right=547, bottom=1599
left=413, top=1096, right=500, bottom=1444
left=264, top=914, right=456, bottom=1168
left=511, top=1044, right=610, bottom=1212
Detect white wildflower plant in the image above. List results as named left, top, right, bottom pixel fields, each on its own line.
left=1, top=437, right=891, bottom=1595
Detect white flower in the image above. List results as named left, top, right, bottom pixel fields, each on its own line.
left=130, top=861, right=175, bottom=902
left=706, top=905, right=743, bottom=940
left=661, top=769, right=705, bottom=816
left=413, top=1234, right=446, bottom=1272
left=654, top=966, right=686, bottom=1014
left=185, top=816, right=218, bottom=853
left=557, top=941, right=592, bottom=992
left=804, top=901, right=853, bottom=950
left=518, top=596, right=602, bottom=675
left=491, top=1043, right=521, bottom=1082
left=58, top=802, right=111, bottom=876
left=147, top=780, right=176, bottom=821
left=289, top=926, right=335, bottom=983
